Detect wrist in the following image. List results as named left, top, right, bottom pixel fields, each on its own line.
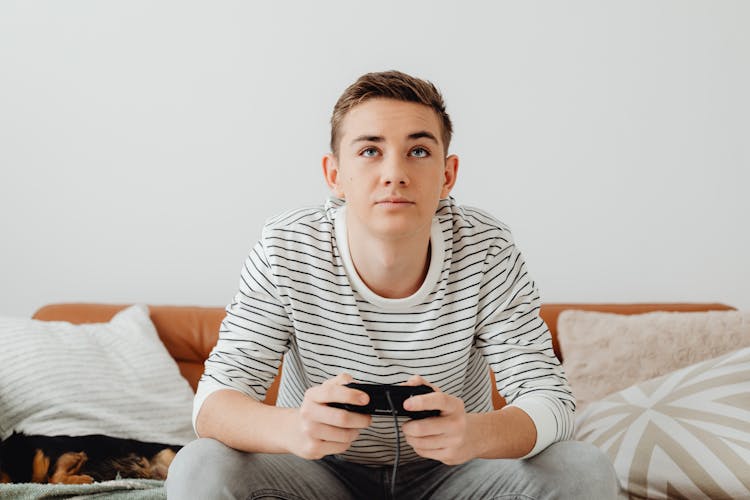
left=280, top=407, right=303, bottom=454
left=465, top=412, right=492, bottom=458
left=466, top=407, right=537, bottom=459
left=237, top=402, right=300, bottom=454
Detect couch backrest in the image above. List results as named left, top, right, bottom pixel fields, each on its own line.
left=32, top=302, right=735, bottom=407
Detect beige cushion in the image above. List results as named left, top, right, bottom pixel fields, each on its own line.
left=575, top=346, right=750, bottom=499
left=557, top=310, right=750, bottom=410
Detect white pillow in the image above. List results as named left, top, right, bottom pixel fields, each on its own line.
left=0, top=304, right=196, bottom=445
left=575, top=346, right=750, bottom=499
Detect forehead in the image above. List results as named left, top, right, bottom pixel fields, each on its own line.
left=340, top=98, right=442, bottom=142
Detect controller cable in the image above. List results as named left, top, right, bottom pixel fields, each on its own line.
left=385, top=390, right=400, bottom=500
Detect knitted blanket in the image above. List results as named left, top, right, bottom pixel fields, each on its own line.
left=0, top=479, right=165, bottom=499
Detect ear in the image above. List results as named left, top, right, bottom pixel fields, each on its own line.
left=440, top=154, right=459, bottom=198
left=322, top=154, right=345, bottom=198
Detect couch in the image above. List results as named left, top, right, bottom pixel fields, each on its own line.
left=32, top=302, right=734, bottom=409
left=13, top=301, right=741, bottom=500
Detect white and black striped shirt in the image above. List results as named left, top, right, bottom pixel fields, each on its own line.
left=195, top=197, right=575, bottom=464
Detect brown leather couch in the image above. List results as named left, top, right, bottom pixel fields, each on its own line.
left=32, top=302, right=735, bottom=410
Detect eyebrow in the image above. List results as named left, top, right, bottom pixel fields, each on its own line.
left=350, top=130, right=440, bottom=146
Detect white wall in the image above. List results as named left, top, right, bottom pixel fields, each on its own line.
left=1, top=1, right=748, bottom=317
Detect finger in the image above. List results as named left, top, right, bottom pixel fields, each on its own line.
left=406, top=436, right=444, bottom=458
left=411, top=447, right=452, bottom=464
left=400, top=374, right=422, bottom=386
left=400, top=374, right=439, bottom=390
left=307, top=421, right=361, bottom=444
left=309, top=378, right=369, bottom=407
left=318, top=441, right=352, bottom=457
left=402, top=417, right=442, bottom=439
left=402, top=391, right=452, bottom=415
left=313, top=404, right=372, bottom=429
left=300, top=398, right=371, bottom=429
left=319, top=372, right=354, bottom=390
left=405, top=434, right=450, bottom=451
left=328, top=372, right=354, bottom=386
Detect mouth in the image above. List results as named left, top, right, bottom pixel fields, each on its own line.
left=375, top=197, right=414, bottom=205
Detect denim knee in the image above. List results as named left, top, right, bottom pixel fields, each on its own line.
left=536, top=440, right=619, bottom=500
left=166, top=438, right=241, bottom=499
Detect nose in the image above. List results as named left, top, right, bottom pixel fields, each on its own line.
left=381, top=156, right=409, bottom=186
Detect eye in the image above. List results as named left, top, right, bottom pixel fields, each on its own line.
left=410, top=147, right=429, bottom=158
left=360, top=147, right=379, bottom=158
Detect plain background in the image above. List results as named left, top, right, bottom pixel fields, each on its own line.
left=1, top=1, right=748, bottom=317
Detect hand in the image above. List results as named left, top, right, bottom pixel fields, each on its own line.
left=287, top=373, right=372, bottom=460
left=401, top=375, right=476, bottom=465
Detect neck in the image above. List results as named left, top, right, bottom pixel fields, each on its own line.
left=347, top=224, right=432, bottom=299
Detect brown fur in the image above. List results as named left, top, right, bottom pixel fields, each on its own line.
left=0, top=432, right=181, bottom=484
left=48, top=452, right=93, bottom=484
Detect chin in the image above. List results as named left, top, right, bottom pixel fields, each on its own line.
left=368, top=221, right=426, bottom=241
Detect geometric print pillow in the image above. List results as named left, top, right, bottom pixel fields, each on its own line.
left=575, top=346, right=750, bottom=500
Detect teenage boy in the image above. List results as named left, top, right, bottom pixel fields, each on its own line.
left=167, top=71, right=617, bottom=499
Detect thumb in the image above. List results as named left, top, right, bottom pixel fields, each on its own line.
left=402, top=374, right=441, bottom=392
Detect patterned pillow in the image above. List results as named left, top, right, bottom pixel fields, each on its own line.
left=575, top=346, right=750, bottom=499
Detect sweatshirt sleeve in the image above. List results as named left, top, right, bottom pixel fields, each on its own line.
left=474, top=237, right=575, bottom=458
left=193, top=237, right=294, bottom=432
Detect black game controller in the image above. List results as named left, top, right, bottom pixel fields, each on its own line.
left=328, top=383, right=440, bottom=420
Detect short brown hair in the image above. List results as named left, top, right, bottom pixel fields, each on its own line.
left=330, top=70, right=453, bottom=157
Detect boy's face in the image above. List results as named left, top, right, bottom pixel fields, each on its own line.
left=323, top=98, right=458, bottom=243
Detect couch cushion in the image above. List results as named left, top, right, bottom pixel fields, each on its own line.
left=33, top=303, right=224, bottom=393
left=558, top=309, right=750, bottom=410
left=541, top=303, right=734, bottom=361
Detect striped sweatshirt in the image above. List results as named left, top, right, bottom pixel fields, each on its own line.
left=195, top=196, right=575, bottom=465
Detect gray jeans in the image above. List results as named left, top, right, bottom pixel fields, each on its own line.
left=166, top=438, right=618, bottom=500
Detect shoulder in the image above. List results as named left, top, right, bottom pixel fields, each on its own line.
left=438, top=197, right=515, bottom=250
left=264, top=200, right=338, bottom=232
left=259, top=199, right=341, bottom=253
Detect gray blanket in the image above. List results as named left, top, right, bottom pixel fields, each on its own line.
left=0, top=479, right=165, bottom=499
